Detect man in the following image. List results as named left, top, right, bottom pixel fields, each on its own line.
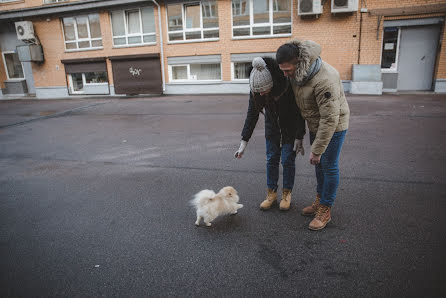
left=276, top=40, right=350, bottom=230
left=235, top=57, right=305, bottom=211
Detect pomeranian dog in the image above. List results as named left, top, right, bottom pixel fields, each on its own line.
left=191, top=186, right=243, bottom=227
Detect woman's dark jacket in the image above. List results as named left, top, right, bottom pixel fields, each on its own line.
left=241, top=57, right=306, bottom=144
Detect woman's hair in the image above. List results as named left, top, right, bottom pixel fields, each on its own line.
left=276, top=43, right=300, bottom=65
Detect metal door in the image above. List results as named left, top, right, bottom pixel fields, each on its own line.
left=111, top=55, right=162, bottom=95
left=397, top=25, right=441, bottom=91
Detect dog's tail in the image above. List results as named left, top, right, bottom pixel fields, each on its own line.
left=191, top=189, right=216, bottom=208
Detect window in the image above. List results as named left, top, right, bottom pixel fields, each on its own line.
left=62, top=14, right=102, bottom=50
left=68, top=72, right=108, bottom=94
left=232, top=62, right=251, bottom=80
left=381, top=27, right=400, bottom=71
left=169, top=63, right=221, bottom=81
left=2, top=52, right=24, bottom=80
left=43, top=0, right=68, bottom=3
left=232, top=0, right=291, bottom=38
left=167, top=1, right=219, bottom=42
left=111, top=7, right=156, bottom=46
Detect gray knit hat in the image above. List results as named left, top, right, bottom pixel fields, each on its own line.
left=249, top=57, right=273, bottom=93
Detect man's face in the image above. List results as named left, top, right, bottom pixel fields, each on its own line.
left=279, top=61, right=297, bottom=78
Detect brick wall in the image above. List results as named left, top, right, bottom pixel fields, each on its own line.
left=2, top=0, right=446, bottom=90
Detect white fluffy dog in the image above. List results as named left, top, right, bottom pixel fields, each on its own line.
left=191, top=186, right=243, bottom=227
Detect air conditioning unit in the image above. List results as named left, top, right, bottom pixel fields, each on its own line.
left=298, top=0, right=322, bottom=16
left=15, top=21, right=35, bottom=40
left=331, top=0, right=358, bottom=13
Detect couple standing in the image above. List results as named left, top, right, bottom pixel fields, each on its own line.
left=234, top=39, right=350, bottom=231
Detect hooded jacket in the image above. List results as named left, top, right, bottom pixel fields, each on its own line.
left=241, top=57, right=305, bottom=144
left=287, top=39, right=350, bottom=155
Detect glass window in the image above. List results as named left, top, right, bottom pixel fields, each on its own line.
left=111, top=7, right=156, bottom=46
left=2, top=52, right=24, bottom=80
left=232, top=0, right=250, bottom=26
left=172, top=66, right=187, bottom=80
left=85, top=72, right=108, bottom=84
left=70, top=73, right=84, bottom=92
left=253, top=0, right=269, bottom=24
left=68, top=72, right=108, bottom=94
left=232, top=0, right=291, bottom=38
left=167, top=1, right=219, bottom=42
left=170, top=63, right=221, bottom=81
left=233, top=62, right=251, bottom=80
left=381, top=27, right=399, bottom=70
left=185, top=3, right=201, bottom=29
left=62, top=14, right=103, bottom=50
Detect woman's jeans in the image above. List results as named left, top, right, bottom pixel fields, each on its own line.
left=266, top=138, right=296, bottom=191
left=310, top=130, right=347, bottom=207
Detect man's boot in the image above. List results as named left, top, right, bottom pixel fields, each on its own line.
left=260, top=189, right=277, bottom=210
left=279, top=189, right=292, bottom=211
left=308, top=205, right=331, bottom=230
left=301, top=194, right=321, bottom=216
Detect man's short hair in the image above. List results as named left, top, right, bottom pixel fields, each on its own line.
left=276, top=43, right=300, bottom=65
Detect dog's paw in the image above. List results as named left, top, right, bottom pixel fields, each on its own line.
left=230, top=211, right=238, bottom=215
left=195, top=222, right=200, bottom=226
left=205, top=222, right=212, bottom=227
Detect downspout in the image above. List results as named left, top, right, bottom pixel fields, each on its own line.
left=152, top=0, right=165, bottom=92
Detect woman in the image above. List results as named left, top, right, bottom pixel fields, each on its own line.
left=234, top=57, right=305, bottom=211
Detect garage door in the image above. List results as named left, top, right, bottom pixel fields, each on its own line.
left=111, top=54, right=162, bottom=95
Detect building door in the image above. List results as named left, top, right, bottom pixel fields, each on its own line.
left=111, top=54, right=162, bottom=95
left=397, top=25, right=441, bottom=91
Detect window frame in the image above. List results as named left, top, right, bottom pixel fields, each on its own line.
left=166, top=1, right=219, bottom=44
left=381, top=26, right=401, bottom=73
left=231, top=61, right=251, bottom=82
left=61, top=14, right=103, bottom=52
left=0, top=0, right=24, bottom=4
left=168, top=63, right=222, bottom=82
left=110, top=7, right=157, bottom=47
left=67, top=72, right=109, bottom=94
left=2, top=51, right=25, bottom=81
left=43, top=0, right=68, bottom=3
left=231, top=0, right=292, bottom=39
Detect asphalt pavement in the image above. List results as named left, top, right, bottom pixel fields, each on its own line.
left=0, top=93, right=445, bottom=297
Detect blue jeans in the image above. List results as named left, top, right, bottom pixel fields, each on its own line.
left=266, top=138, right=296, bottom=191
left=310, top=130, right=347, bottom=206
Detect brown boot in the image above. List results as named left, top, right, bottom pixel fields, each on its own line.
left=308, top=204, right=331, bottom=231
left=301, top=194, right=321, bottom=216
left=279, top=189, right=292, bottom=211
left=260, top=189, right=277, bottom=210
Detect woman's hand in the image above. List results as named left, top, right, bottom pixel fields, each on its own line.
left=234, top=141, right=248, bottom=159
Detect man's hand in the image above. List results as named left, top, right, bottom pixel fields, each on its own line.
left=310, top=152, right=321, bottom=165
left=234, top=140, right=248, bottom=159
left=293, top=139, right=305, bottom=155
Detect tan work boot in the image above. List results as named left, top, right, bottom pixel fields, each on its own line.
left=308, top=205, right=331, bottom=231
left=279, top=189, right=292, bottom=211
left=301, top=194, right=321, bottom=216
left=260, top=189, right=277, bottom=210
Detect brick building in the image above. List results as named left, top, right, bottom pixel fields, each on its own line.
left=0, top=0, right=445, bottom=99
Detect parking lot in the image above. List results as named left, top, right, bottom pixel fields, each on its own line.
left=1, top=93, right=445, bottom=297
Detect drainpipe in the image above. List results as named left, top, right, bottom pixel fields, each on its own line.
left=152, top=0, right=165, bottom=92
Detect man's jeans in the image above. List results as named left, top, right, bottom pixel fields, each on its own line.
left=266, top=138, right=296, bottom=191
left=310, top=130, right=347, bottom=206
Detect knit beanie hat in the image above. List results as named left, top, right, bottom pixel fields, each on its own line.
left=249, top=57, right=273, bottom=93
